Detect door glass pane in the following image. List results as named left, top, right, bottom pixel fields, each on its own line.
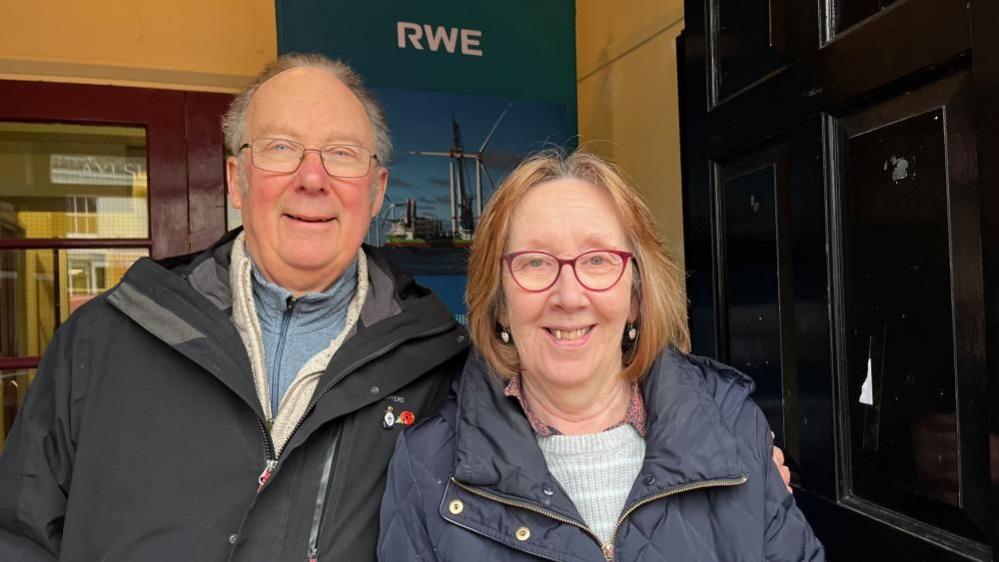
left=0, top=122, right=148, bottom=239
left=722, top=165, right=786, bottom=439
left=0, top=248, right=146, bottom=358
left=0, top=369, right=35, bottom=451
left=0, top=250, right=55, bottom=358
left=842, top=109, right=981, bottom=540
left=835, top=0, right=901, bottom=34
left=61, top=248, right=147, bottom=318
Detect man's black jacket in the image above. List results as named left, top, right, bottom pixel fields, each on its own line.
left=0, top=230, right=468, bottom=561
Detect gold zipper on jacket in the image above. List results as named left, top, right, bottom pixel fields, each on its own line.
left=451, top=474, right=748, bottom=561
left=603, top=474, right=748, bottom=560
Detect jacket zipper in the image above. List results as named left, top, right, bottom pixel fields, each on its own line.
left=254, top=416, right=278, bottom=493
left=305, top=425, right=342, bottom=562
left=601, top=474, right=748, bottom=560
left=452, top=474, right=748, bottom=561
left=269, top=296, right=298, bottom=417
left=255, top=296, right=299, bottom=494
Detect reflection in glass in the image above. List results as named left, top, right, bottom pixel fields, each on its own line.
left=0, top=250, right=55, bottom=358
left=62, top=248, right=147, bottom=317
left=0, top=369, right=35, bottom=451
left=835, top=0, right=901, bottom=34
left=0, top=248, right=146, bottom=357
left=0, top=122, right=148, bottom=240
left=717, top=0, right=771, bottom=74
left=841, top=109, right=980, bottom=540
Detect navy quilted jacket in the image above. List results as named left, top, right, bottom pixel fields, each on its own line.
left=378, top=348, right=824, bottom=561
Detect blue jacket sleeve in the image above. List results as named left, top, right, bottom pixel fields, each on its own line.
left=377, top=431, right=437, bottom=562
left=0, top=321, right=83, bottom=561
left=756, top=408, right=825, bottom=561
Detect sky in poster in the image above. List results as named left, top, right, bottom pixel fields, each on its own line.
left=367, top=87, right=570, bottom=245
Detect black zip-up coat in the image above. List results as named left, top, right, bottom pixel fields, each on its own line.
left=379, top=349, right=824, bottom=561
left=0, top=231, right=468, bottom=561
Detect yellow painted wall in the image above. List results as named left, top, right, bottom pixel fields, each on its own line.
left=576, top=0, right=686, bottom=270
left=0, top=0, right=276, bottom=92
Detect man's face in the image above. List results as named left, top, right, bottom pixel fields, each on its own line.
left=226, top=67, right=387, bottom=295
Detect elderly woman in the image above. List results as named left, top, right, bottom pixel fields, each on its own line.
left=378, top=150, right=823, bottom=561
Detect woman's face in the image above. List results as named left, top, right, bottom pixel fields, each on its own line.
left=501, top=177, right=635, bottom=390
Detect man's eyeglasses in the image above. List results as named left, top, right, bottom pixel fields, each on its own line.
left=501, top=249, right=634, bottom=292
left=239, top=138, right=378, bottom=178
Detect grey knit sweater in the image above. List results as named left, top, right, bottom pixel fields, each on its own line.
left=537, top=424, right=646, bottom=545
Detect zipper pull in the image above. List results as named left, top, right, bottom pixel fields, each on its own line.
left=602, top=543, right=614, bottom=561
left=257, top=459, right=278, bottom=493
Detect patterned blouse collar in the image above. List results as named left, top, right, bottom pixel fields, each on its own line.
left=503, top=374, right=647, bottom=438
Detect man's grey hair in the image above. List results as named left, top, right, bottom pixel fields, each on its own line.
left=221, top=53, right=393, bottom=165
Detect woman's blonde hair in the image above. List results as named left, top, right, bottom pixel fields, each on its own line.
left=466, top=149, right=690, bottom=381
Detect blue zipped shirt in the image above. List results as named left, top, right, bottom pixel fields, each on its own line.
left=251, top=259, right=358, bottom=414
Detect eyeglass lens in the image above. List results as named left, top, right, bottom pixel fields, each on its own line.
left=250, top=138, right=373, bottom=178
left=508, top=251, right=627, bottom=291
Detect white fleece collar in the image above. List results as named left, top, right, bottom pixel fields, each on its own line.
left=229, top=232, right=369, bottom=456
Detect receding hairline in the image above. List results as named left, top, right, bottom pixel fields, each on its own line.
left=242, top=67, right=375, bottom=143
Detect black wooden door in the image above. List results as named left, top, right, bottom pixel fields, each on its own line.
left=678, top=0, right=998, bottom=559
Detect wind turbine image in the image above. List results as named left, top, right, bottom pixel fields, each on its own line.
left=369, top=193, right=408, bottom=246
left=410, top=103, right=512, bottom=239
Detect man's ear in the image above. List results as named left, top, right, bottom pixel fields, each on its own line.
left=226, top=156, right=244, bottom=209
left=370, top=166, right=388, bottom=217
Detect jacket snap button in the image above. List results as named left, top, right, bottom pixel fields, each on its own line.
left=448, top=500, right=464, bottom=515
left=228, top=533, right=239, bottom=544
left=370, top=385, right=380, bottom=394
left=644, top=474, right=656, bottom=486
left=515, top=526, right=531, bottom=541
left=542, top=484, right=554, bottom=496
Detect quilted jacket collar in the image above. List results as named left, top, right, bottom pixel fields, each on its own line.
left=452, top=347, right=753, bottom=522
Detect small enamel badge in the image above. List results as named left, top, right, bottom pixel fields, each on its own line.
left=382, top=405, right=416, bottom=429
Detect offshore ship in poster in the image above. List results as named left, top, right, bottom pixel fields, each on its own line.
left=367, top=89, right=569, bottom=278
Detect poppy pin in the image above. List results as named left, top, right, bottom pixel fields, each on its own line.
left=399, top=411, right=416, bottom=426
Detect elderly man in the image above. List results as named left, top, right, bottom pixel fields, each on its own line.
left=0, top=54, right=468, bottom=561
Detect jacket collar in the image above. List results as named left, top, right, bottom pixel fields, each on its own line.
left=452, top=347, right=752, bottom=521
left=106, top=231, right=467, bottom=431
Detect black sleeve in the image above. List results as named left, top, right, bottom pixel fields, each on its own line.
left=0, top=316, right=88, bottom=561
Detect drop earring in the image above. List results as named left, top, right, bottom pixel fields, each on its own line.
left=499, top=327, right=512, bottom=344
left=626, top=322, right=638, bottom=341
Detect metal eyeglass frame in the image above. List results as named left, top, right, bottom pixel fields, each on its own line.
left=238, top=138, right=378, bottom=178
